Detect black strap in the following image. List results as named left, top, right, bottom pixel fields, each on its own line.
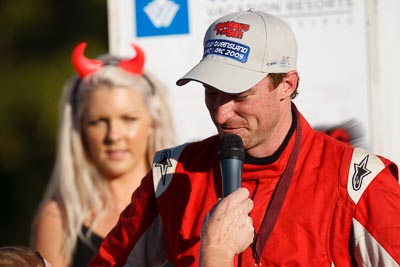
left=252, top=111, right=302, bottom=263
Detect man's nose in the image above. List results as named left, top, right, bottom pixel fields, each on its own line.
left=214, top=95, right=235, bottom=125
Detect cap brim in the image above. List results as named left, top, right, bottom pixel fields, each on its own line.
left=176, top=58, right=267, bottom=94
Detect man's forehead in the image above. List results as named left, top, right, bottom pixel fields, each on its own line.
left=203, top=75, right=269, bottom=94
left=203, top=83, right=255, bottom=95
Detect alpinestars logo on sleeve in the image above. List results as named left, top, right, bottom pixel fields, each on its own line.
left=352, top=155, right=371, bottom=191
left=155, top=149, right=172, bottom=186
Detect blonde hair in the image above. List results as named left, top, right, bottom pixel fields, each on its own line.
left=31, top=58, right=175, bottom=263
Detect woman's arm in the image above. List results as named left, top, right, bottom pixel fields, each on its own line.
left=32, top=200, right=68, bottom=267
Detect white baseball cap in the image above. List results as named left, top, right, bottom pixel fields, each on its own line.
left=176, top=9, right=297, bottom=93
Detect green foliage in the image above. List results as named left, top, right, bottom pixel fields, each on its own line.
left=0, top=0, right=108, bottom=246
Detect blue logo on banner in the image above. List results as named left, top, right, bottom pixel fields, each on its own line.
left=135, top=0, right=189, bottom=37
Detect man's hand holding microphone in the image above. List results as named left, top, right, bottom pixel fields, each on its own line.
left=200, top=134, right=255, bottom=266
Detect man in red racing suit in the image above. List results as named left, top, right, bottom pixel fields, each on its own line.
left=89, top=108, right=400, bottom=266
left=89, top=9, right=400, bottom=267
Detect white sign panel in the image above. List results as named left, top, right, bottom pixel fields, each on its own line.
left=108, top=0, right=372, bottom=148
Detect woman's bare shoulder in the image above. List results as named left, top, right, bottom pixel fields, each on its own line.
left=37, top=199, right=63, bottom=217
left=33, top=199, right=64, bottom=235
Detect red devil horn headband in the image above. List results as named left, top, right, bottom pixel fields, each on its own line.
left=71, top=42, right=145, bottom=78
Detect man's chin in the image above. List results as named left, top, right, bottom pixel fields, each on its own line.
left=219, top=129, right=244, bottom=137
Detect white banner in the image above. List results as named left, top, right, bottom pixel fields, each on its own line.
left=108, top=0, right=372, bottom=148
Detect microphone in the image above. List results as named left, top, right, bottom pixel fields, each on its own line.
left=219, top=134, right=245, bottom=197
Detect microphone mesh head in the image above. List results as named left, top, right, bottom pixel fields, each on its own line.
left=219, top=134, right=245, bottom=161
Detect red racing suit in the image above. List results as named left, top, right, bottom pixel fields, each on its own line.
left=89, top=108, right=400, bottom=266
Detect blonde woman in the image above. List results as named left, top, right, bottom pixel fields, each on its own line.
left=31, top=42, right=175, bottom=267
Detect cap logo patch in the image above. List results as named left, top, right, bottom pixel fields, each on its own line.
left=280, top=56, right=291, bottom=67
left=204, top=39, right=250, bottom=63
left=266, top=61, right=278, bottom=66
left=213, top=21, right=249, bottom=39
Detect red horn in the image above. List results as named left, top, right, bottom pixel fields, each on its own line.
left=118, top=43, right=145, bottom=75
left=71, top=42, right=104, bottom=77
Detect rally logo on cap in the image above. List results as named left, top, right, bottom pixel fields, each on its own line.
left=203, top=39, right=250, bottom=63
left=213, top=21, right=249, bottom=39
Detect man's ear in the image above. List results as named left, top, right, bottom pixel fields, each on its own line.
left=280, top=70, right=299, bottom=100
